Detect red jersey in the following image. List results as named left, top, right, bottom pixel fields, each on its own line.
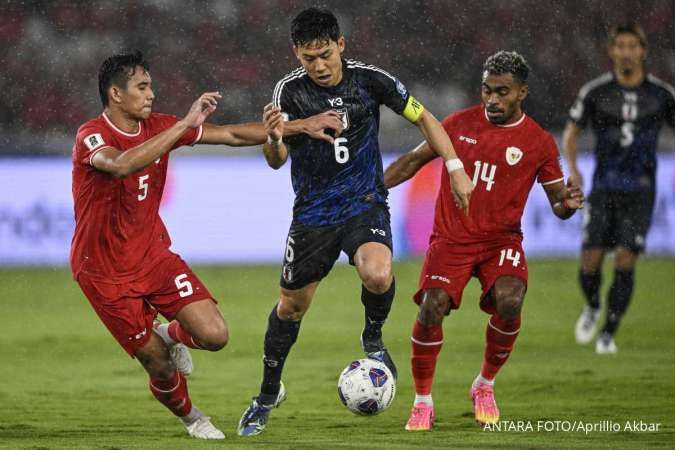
left=432, top=105, right=563, bottom=244
left=70, top=112, right=202, bottom=283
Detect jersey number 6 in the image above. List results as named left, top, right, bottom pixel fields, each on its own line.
left=334, top=137, right=349, bottom=164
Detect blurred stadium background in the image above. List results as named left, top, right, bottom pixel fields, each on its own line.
left=1, top=0, right=674, bottom=264
left=1, top=1, right=674, bottom=448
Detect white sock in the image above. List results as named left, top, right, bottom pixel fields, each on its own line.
left=414, top=394, right=433, bottom=407
left=154, top=323, right=177, bottom=346
left=180, top=405, right=203, bottom=426
left=473, top=374, right=494, bottom=387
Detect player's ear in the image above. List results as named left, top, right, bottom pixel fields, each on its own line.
left=109, top=85, right=123, bottom=105
left=337, top=36, right=345, bottom=54
left=518, top=84, right=528, bottom=102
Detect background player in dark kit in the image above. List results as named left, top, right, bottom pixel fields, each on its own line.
left=565, top=24, right=675, bottom=354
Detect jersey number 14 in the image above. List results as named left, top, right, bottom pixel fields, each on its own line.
left=472, top=161, right=496, bottom=191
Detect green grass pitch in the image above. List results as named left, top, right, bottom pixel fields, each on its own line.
left=1, top=258, right=674, bottom=449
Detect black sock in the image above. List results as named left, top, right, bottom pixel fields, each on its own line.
left=361, top=278, right=395, bottom=348
left=602, top=270, right=635, bottom=336
left=579, top=270, right=602, bottom=310
left=258, top=305, right=301, bottom=405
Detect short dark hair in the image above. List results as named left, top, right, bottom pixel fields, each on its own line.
left=608, top=23, right=647, bottom=48
left=98, top=51, right=149, bottom=107
left=291, top=8, right=340, bottom=47
left=483, top=50, right=530, bottom=84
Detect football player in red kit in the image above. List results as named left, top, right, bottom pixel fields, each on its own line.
left=71, top=51, right=341, bottom=439
left=385, top=51, right=584, bottom=430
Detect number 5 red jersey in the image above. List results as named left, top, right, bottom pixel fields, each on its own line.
left=432, top=105, right=563, bottom=245
left=70, top=112, right=202, bottom=283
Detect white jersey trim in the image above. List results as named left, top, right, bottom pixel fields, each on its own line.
left=345, top=59, right=396, bottom=82
left=484, top=109, right=527, bottom=128
left=191, top=124, right=203, bottom=145
left=577, top=72, right=613, bottom=100
left=272, top=67, right=307, bottom=109
left=647, top=74, right=675, bottom=100
left=88, top=145, right=114, bottom=167
left=102, top=112, right=142, bottom=137
left=540, top=177, right=564, bottom=186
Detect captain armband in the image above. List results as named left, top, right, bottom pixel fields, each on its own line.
left=402, top=95, right=425, bottom=123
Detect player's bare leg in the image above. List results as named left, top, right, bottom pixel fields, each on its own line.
left=153, top=299, right=228, bottom=376
left=472, top=276, right=525, bottom=426
left=405, top=288, right=448, bottom=431
left=136, top=332, right=224, bottom=439
left=596, top=246, right=638, bottom=354
left=238, top=282, right=319, bottom=437
left=354, top=242, right=398, bottom=379
left=576, top=248, right=605, bottom=344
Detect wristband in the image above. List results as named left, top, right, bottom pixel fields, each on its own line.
left=445, top=158, right=464, bottom=173
left=267, top=135, right=282, bottom=145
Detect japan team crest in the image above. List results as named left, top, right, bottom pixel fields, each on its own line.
left=505, top=146, right=523, bottom=166
left=336, top=108, right=350, bottom=130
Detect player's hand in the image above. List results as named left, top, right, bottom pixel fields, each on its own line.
left=263, top=103, right=284, bottom=142
left=302, top=110, right=343, bottom=144
left=568, top=167, right=584, bottom=190
left=449, top=168, right=473, bottom=215
left=181, top=92, right=221, bottom=128
left=562, top=177, right=585, bottom=209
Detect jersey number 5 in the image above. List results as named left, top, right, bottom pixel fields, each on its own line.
left=174, top=274, right=194, bottom=298
left=138, top=175, right=149, bottom=201
left=334, top=137, right=349, bottom=164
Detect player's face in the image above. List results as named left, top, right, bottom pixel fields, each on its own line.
left=481, top=72, right=528, bottom=125
left=609, top=33, right=645, bottom=75
left=294, top=36, right=345, bottom=87
left=115, top=66, right=155, bottom=120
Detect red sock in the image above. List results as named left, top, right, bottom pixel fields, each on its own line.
left=168, top=321, right=203, bottom=349
left=481, top=314, right=521, bottom=381
left=411, top=320, right=443, bottom=396
left=149, top=371, right=192, bottom=417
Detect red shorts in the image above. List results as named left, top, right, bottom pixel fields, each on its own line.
left=76, top=252, right=214, bottom=357
left=413, top=237, right=528, bottom=314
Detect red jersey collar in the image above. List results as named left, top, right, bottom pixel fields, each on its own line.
left=102, top=112, right=142, bottom=137
left=483, top=107, right=527, bottom=128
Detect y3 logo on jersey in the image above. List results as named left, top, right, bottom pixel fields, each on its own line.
left=370, top=228, right=386, bottom=236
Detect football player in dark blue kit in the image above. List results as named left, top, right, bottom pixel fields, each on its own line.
left=564, top=24, right=675, bottom=354
left=238, top=8, right=474, bottom=436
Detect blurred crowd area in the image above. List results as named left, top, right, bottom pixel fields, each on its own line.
left=1, top=0, right=673, bottom=154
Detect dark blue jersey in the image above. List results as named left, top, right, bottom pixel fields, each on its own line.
left=569, top=72, right=675, bottom=192
left=273, top=59, right=420, bottom=226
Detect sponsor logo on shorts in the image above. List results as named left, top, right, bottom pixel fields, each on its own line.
left=370, top=228, right=386, bottom=236
left=263, top=355, right=279, bottom=368
left=129, top=328, right=147, bottom=341
left=430, top=274, right=450, bottom=284
left=282, top=264, right=293, bottom=283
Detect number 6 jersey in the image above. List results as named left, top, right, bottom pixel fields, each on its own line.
left=273, top=59, right=424, bottom=226
left=70, top=112, right=201, bottom=283
left=433, top=105, right=564, bottom=245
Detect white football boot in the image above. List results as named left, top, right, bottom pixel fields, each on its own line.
left=186, top=416, right=225, bottom=439
left=595, top=332, right=618, bottom=355
left=575, top=306, right=600, bottom=344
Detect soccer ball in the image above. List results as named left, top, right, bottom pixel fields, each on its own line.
left=337, top=358, right=396, bottom=415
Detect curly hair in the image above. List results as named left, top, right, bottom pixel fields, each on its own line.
left=483, top=50, right=530, bottom=84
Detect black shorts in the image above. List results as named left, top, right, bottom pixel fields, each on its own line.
left=582, top=190, right=655, bottom=253
left=279, top=205, right=393, bottom=290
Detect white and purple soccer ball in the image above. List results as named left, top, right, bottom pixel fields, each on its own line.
left=337, top=358, right=396, bottom=415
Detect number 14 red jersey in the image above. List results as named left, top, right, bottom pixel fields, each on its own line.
left=432, top=105, right=563, bottom=245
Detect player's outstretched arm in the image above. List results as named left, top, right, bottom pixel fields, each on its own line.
left=544, top=178, right=584, bottom=220
left=92, top=92, right=220, bottom=177
left=562, top=121, right=583, bottom=188
left=384, top=141, right=437, bottom=188
left=414, top=109, right=473, bottom=214
left=262, top=103, right=288, bottom=169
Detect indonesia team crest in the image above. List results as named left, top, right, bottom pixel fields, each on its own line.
left=505, top=146, right=523, bottom=166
